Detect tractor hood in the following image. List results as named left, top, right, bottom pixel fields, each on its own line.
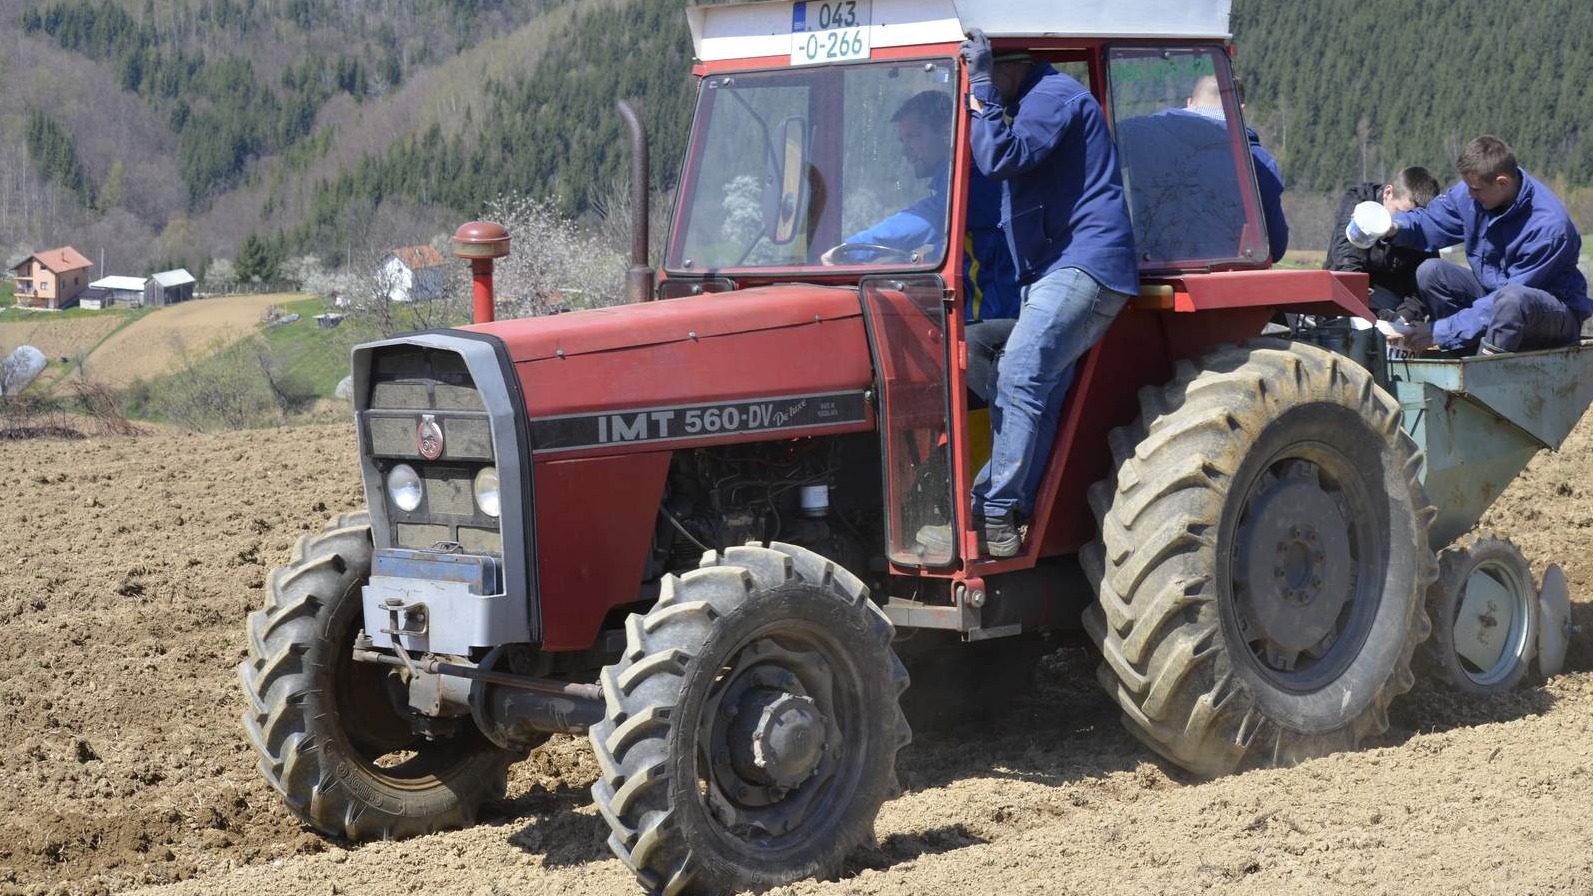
left=466, top=284, right=879, bottom=455
left=464, top=284, right=863, bottom=364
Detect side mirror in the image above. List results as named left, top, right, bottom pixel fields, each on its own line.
left=769, top=116, right=808, bottom=245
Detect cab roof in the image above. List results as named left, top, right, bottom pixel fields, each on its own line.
left=687, top=0, right=1233, bottom=63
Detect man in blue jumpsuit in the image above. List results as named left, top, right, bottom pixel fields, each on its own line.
left=1381, top=135, right=1590, bottom=354
left=922, top=33, right=1139, bottom=557
left=825, top=90, right=1021, bottom=321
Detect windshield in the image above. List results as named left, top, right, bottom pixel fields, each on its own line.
left=668, top=59, right=958, bottom=273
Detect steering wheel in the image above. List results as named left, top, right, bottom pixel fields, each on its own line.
left=822, top=243, right=919, bottom=266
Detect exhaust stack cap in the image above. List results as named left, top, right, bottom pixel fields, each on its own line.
left=453, top=221, right=512, bottom=260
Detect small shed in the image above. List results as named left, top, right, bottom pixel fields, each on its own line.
left=87, top=275, right=148, bottom=309
left=146, top=269, right=196, bottom=306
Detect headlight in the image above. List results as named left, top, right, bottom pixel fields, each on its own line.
left=473, top=466, right=501, bottom=518
left=387, top=464, right=423, bottom=512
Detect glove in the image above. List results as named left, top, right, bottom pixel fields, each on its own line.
left=1388, top=319, right=1434, bottom=353
left=961, top=28, right=993, bottom=85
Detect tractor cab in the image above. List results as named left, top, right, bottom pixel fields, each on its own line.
left=670, top=0, right=1271, bottom=290
left=667, top=0, right=1326, bottom=576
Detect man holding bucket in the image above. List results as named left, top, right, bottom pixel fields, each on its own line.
left=1368, top=135, right=1590, bottom=354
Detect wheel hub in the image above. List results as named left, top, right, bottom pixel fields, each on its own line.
left=1236, top=464, right=1355, bottom=656
left=702, top=636, right=845, bottom=836
left=728, top=691, right=825, bottom=788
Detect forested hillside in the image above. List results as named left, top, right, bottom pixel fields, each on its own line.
left=2, top=0, right=1591, bottom=279
left=1234, top=0, right=1593, bottom=194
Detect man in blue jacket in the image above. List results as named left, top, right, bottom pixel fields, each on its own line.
left=826, top=90, right=1021, bottom=321
left=1381, top=135, right=1590, bottom=354
left=1187, top=75, right=1289, bottom=262
left=922, top=32, right=1139, bottom=558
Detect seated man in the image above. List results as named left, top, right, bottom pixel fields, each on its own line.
left=1381, top=136, right=1591, bottom=353
left=1115, top=74, right=1287, bottom=265
left=1324, top=166, right=1442, bottom=321
left=824, top=90, right=1020, bottom=322
left=1186, top=74, right=1289, bottom=263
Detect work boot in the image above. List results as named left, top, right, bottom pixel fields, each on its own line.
left=981, top=511, right=1022, bottom=558
left=914, top=512, right=1023, bottom=558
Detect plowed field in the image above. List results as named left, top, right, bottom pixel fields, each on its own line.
left=3, top=420, right=1591, bottom=896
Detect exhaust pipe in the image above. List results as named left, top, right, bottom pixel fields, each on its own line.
left=617, top=100, right=654, bottom=303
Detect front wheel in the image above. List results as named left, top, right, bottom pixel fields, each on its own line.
left=590, top=543, right=910, bottom=895
left=239, top=511, right=516, bottom=839
left=1083, top=341, right=1437, bottom=776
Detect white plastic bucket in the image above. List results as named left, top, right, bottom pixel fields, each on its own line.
left=1345, top=201, right=1393, bottom=249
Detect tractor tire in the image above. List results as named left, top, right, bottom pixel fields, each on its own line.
left=239, top=511, right=516, bottom=839
left=590, top=543, right=910, bottom=895
left=1424, top=536, right=1537, bottom=695
left=1082, top=340, right=1437, bottom=777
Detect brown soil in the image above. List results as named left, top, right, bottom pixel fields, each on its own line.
left=3, top=418, right=1591, bottom=896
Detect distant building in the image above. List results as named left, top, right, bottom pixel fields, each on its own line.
left=381, top=245, right=447, bottom=302
left=84, top=275, right=148, bottom=309
left=9, top=247, right=93, bottom=310
left=146, top=269, right=196, bottom=306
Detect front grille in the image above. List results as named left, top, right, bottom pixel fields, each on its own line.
left=363, top=346, right=501, bottom=555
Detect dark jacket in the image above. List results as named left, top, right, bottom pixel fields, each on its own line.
left=969, top=64, right=1138, bottom=294
left=1325, top=182, right=1437, bottom=318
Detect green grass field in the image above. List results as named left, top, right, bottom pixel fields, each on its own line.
left=258, top=297, right=353, bottom=399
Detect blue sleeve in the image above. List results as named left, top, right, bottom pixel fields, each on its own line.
left=1251, top=141, right=1289, bottom=262
left=846, top=193, right=940, bottom=248
left=1394, top=183, right=1466, bottom=251
left=1432, top=304, right=1491, bottom=350
left=1505, top=228, right=1578, bottom=290
left=969, top=81, right=1073, bottom=180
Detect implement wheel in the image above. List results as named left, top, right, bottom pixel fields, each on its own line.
left=1083, top=340, right=1437, bottom=777
left=239, top=511, right=516, bottom=839
left=1425, top=536, right=1537, bottom=694
left=590, top=543, right=910, bottom=895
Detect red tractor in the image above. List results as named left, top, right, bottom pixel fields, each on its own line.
left=242, top=1, right=1436, bottom=892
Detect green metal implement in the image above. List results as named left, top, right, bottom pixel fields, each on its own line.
left=1391, top=342, right=1593, bottom=548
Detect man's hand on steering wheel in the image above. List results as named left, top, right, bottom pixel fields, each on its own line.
left=820, top=243, right=919, bottom=266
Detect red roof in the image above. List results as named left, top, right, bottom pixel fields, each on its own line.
left=391, top=244, right=447, bottom=271
left=13, top=247, right=93, bottom=274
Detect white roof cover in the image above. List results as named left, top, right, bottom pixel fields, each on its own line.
left=687, top=0, right=1232, bottom=62
left=90, top=275, right=147, bottom=291
left=151, top=268, right=196, bottom=287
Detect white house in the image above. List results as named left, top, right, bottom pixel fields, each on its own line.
left=381, top=245, right=448, bottom=302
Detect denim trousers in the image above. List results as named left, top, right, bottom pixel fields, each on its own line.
left=1416, top=258, right=1581, bottom=352
left=973, top=267, right=1128, bottom=519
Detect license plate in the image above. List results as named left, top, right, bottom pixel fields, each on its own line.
left=790, top=0, right=871, bottom=66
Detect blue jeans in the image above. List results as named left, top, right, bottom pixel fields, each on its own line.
left=1416, top=259, right=1582, bottom=352
left=974, top=267, right=1128, bottom=519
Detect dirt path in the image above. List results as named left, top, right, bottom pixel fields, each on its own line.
left=79, top=294, right=303, bottom=386
left=2, top=418, right=1591, bottom=896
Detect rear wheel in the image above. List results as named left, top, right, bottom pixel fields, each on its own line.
left=1083, top=341, right=1437, bottom=776
left=1424, top=536, right=1537, bottom=694
left=239, top=511, right=516, bottom=839
left=590, top=543, right=910, bottom=895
